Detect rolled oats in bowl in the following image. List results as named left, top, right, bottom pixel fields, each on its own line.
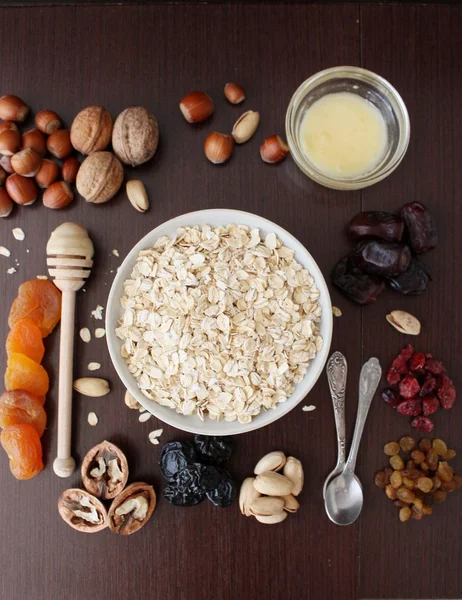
left=115, top=224, right=323, bottom=424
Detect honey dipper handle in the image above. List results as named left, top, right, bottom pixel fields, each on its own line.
left=53, top=290, right=77, bottom=478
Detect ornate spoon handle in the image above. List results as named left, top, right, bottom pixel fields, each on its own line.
left=326, top=351, right=348, bottom=467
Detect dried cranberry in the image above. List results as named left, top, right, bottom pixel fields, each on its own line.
left=382, top=388, right=401, bottom=407
left=409, top=352, right=426, bottom=373
left=437, top=374, right=456, bottom=410
left=411, top=416, right=434, bottom=433
left=425, top=358, right=446, bottom=375
left=386, top=368, right=402, bottom=386
left=401, top=344, right=414, bottom=360
left=396, top=399, right=422, bottom=416
left=399, top=375, right=420, bottom=399
left=422, top=395, right=440, bottom=416
left=420, top=377, right=437, bottom=396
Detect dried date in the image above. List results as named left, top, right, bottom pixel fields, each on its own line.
left=401, top=201, right=437, bottom=254
left=332, top=256, right=385, bottom=305
left=351, top=240, right=411, bottom=277
left=387, top=258, right=432, bottom=295
left=347, top=211, right=404, bottom=243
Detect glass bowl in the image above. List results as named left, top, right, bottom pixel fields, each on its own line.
left=285, top=66, right=410, bottom=190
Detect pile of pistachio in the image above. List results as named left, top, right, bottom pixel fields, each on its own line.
left=239, top=451, right=304, bottom=524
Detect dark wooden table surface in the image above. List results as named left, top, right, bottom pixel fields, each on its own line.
left=0, top=4, right=461, bottom=600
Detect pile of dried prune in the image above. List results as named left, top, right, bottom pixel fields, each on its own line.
left=160, top=435, right=237, bottom=508
left=382, top=344, right=456, bottom=432
left=332, top=202, right=437, bottom=305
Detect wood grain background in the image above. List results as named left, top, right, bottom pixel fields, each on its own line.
left=0, top=4, right=460, bottom=600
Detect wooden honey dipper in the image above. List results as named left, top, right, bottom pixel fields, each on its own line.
left=46, top=222, right=94, bottom=477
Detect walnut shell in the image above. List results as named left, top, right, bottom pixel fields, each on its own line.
left=58, top=488, right=108, bottom=533
left=81, top=440, right=129, bottom=499
left=70, top=106, right=113, bottom=154
left=108, top=482, right=156, bottom=535
left=76, top=151, right=123, bottom=203
left=112, top=106, right=159, bottom=167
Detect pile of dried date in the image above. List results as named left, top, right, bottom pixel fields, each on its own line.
left=332, top=202, right=437, bottom=305
left=383, top=344, right=456, bottom=432
left=58, top=441, right=156, bottom=535
left=375, top=436, right=462, bottom=522
left=159, top=435, right=237, bottom=508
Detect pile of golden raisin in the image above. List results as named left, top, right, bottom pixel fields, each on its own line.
left=375, top=436, right=462, bottom=522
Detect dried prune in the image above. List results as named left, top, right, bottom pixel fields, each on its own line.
left=163, top=465, right=206, bottom=506
left=382, top=388, right=401, bottom=407
left=159, top=441, right=197, bottom=481
left=409, top=352, right=426, bottom=373
left=422, top=396, right=439, bottom=416
left=387, top=258, right=432, bottom=295
left=436, top=374, right=456, bottom=410
left=195, top=463, right=222, bottom=492
left=351, top=240, right=411, bottom=277
left=411, top=416, right=434, bottom=432
left=347, top=211, right=404, bottom=243
left=193, top=435, right=233, bottom=465
left=332, top=256, right=385, bottom=305
left=399, top=375, right=420, bottom=399
left=206, top=469, right=237, bottom=508
left=401, top=201, right=437, bottom=254
left=420, top=377, right=436, bottom=396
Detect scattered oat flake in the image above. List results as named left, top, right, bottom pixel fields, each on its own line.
left=88, top=362, right=101, bottom=371
left=95, top=328, right=106, bottom=339
left=302, top=405, right=316, bottom=412
left=0, top=246, right=10, bottom=257
left=80, top=328, right=91, bottom=343
left=112, top=249, right=119, bottom=257
left=91, top=304, right=104, bottom=320
left=87, top=412, right=98, bottom=426
left=139, top=412, right=152, bottom=423
left=332, top=306, right=342, bottom=317
left=7, top=267, right=16, bottom=274
left=139, top=406, right=147, bottom=413
left=148, top=429, right=163, bottom=444
left=12, top=228, right=25, bottom=241
left=36, top=275, right=48, bottom=280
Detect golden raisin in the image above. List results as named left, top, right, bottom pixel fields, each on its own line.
left=399, top=506, right=411, bottom=522
left=385, top=485, right=397, bottom=500
left=406, top=460, right=415, bottom=470
left=374, top=471, right=387, bottom=488
left=417, top=477, right=433, bottom=493
left=390, top=470, right=403, bottom=489
left=396, top=487, right=415, bottom=504
left=413, top=497, right=424, bottom=511
left=389, top=455, right=404, bottom=470
left=402, top=477, right=415, bottom=490
left=422, top=504, right=433, bottom=516
left=437, top=461, right=454, bottom=482
left=432, top=490, right=447, bottom=503
left=420, top=462, right=429, bottom=471
left=432, top=438, right=448, bottom=456
left=419, top=438, right=432, bottom=452
left=441, top=480, right=457, bottom=492
left=426, top=448, right=439, bottom=470
left=442, top=449, right=456, bottom=461
left=410, top=449, right=425, bottom=464
left=399, top=436, right=416, bottom=453
left=431, top=477, right=442, bottom=491
left=384, top=442, right=400, bottom=456
left=453, top=475, right=462, bottom=489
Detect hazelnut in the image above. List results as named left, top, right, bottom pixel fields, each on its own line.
left=35, top=159, right=60, bottom=188
left=0, top=121, right=19, bottom=134
left=0, top=164, right=6, bottom=186
left=0, top=125, right=21, bottom=156
left=224, top=82, right=246, bottom=104
left=5, top=173, right=38, bottom=206
left=112, top=107, right=159, bottom=167
left=42, top=181, right=73, bottom=209
left=76, top=151, right=123, bottom=203
left=231, top=110, right=260, bottom=144
left=0, top=155, right=14, bottom=174
left=35, top=110, right=62, bottom=134
left=0, top=187, right=13, bottom=217
left=260, top=135, right=290, bottom=164
left=70, top=106, right=113, bottom=154
left=179, top=91, right=214, bottom=123
left=46, top=129, right=72, bottom=159
left=21, top=129, right=47, bottom=157
left=204, top=132, right=234, bottom=164
left=11, top=148, right=42, bottom=177
left=62, top=157, right=80, bottom=183
left=0, top=95, right=29, bottom=122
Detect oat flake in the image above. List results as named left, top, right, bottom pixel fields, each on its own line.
left=12, top=228, right=25, bottom=241
left=302, top=405, right=316, bottom=412
left=95, top=328, right=106, bottom=338
left=88, top=362, right=101, bottom=371
left=91, top=305, right=104, bottom=320
left=36, top=275, right=48, bottom=280
left=139, top=412, right=152, bottom=423
left=0, top=246, right=11, bottom=257
left=7, top=267, right=16, bottom=274
left=112, top=249, right=120, bottom=257
left=87, top=412, right=98, bottom=426
left=332, top=306, right=342, bottom=317
left=80, top=328, right=91, bottom=343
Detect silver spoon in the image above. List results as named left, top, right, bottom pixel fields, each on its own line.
left=323, top=351, right=348, bottom=499
left=324, top=357, right=382, bottom=526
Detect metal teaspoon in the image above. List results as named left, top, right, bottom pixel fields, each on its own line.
left=324, top=357, right=382, bottom=526
left=323, top=351, right=348, bottom=499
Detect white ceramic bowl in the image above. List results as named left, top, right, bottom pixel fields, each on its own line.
left=106, top=209, right=332, bottom=435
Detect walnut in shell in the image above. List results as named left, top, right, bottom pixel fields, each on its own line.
left=76, top=151, right=123, bottom=203
left=70, top=105, right=113, bottom=154
left=58, top=488, right=108, bottom=533
left=81, top=440, right=129, bottom=499
left=112, top=106, right=159, bottom=167
left=108, top=482, right=156, bottom=535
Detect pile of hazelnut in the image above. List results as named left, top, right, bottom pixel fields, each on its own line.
left=0, top=94, right=158, bottom=216
left=179, top=83, right=289, bottom=165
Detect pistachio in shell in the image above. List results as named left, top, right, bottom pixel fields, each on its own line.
left=76, top=151, right=123, bottom=203
left=108, top=482, right=156, bottom=535
left=112, top=106, right=159, bottom=167
left=81, top=440, right=129, bottom=500
left=58, top=488, right=108, bottom=533
left=70, top=106, right=113, bottom=154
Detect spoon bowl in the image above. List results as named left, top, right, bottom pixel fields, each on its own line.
left=325, top=471, right=363, bottom=525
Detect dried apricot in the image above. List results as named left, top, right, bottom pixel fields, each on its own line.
left=0, top=390, right=46, bottom=437
left=6, top=318, right=45, bottom=363
left=4, top=353, right=49, bottom=396
left=8, top=280, right=61, bottom=337
left=0, top=424, right=43, bottom=480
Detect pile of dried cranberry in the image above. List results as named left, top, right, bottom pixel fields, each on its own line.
left=382, top=344, right=456, bottom=432
left=332, top=202, right=437, bottom=305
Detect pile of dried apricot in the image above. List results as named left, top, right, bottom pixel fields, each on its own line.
left=375, top=436, right=462, bottom=522
left=0, top=279, right=61, bottom=480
